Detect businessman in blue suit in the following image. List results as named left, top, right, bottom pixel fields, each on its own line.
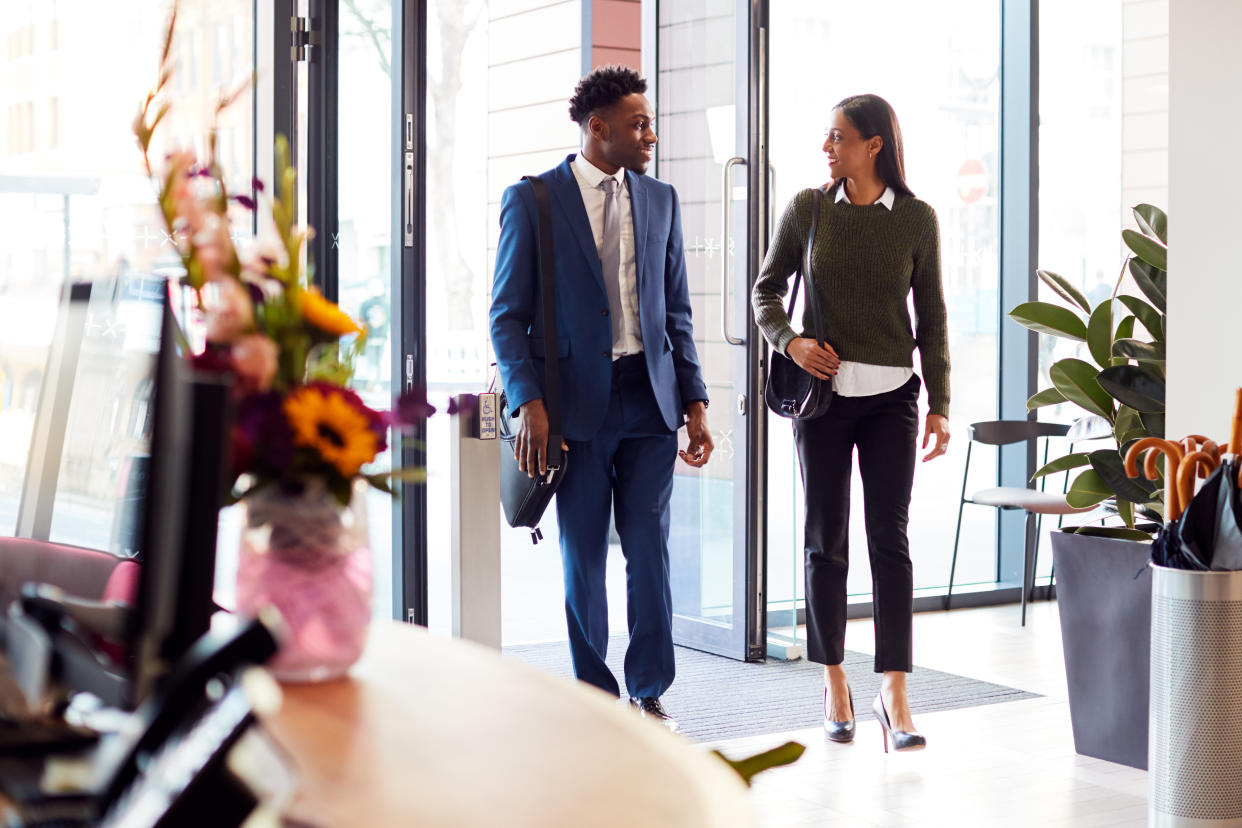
left=490, top=66, right=712, bottom=730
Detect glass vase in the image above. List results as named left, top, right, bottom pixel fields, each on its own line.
left=236, top=478, right=372, bottom=682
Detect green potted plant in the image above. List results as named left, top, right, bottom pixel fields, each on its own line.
left=1007, top=203, right=1167, bottom=770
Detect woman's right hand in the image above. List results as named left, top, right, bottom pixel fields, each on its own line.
left=786, top=337, right=840, bottom=380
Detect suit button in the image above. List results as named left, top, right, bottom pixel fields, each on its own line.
left=602, top=350, right=610, bottom=358
left=601, top=308, right=609, bottom=316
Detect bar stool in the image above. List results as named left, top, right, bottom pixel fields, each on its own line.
left=946, top=420, right=1096, bottom=625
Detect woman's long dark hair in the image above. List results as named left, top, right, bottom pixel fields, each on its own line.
left=834, top=94, right=914, bottom=198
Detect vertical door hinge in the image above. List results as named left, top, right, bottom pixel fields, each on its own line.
left=291, top=16, right=319, bottom=62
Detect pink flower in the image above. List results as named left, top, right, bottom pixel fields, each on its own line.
left=231, top=334, right=279, bottom=392
left=195, top=214, right=232, bottom=283
left=203, top=277, right=254, bottom=344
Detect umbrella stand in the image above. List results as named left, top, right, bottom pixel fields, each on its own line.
left=1148, top=389, right=1242, bottom=827
left=1149, top=564, right=1242, bottom=826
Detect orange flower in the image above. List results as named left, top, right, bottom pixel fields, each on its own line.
left=284, top=385, right=379, bottom=477
left=301, top=287, right=361, bottom=337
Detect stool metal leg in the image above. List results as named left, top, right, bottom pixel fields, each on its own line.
left=1021, top=511, right=1036, bottom=626
left=947, top=497, right=967, bottom=611
left=946, top=442, right=973, bottom=611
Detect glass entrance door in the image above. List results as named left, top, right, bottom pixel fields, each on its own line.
left=658, top=0, right=764, bottom=660
left=762, top=1, right=1002, bottom=620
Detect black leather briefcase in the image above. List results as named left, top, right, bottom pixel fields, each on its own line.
left=497, top=175, right=566, bottom=543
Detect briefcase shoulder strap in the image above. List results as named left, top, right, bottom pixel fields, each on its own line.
left=522, top=175, right=563, bottom=468
left=783, top=187, right=826, bottom=349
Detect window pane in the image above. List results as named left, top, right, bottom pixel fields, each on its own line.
left=1035, top=0, right=1124, bottom=577
left=767, top=1, right=1001, bottom=605
left=423, top=0, right=586, bottom=642
left=336, top=0, right=397, bottom=621
left=0, top=3, right=255, bottom=552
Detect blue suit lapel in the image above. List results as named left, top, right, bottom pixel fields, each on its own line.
left=626, top=169, right=648, bottom=293
left=548, top=156, right=605, bottom=297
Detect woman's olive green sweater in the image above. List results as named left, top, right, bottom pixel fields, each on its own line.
left=751, top=184, right=951, bottom=417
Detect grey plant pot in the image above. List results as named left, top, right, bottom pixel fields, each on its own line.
left=1050, top=530, right=1152, bottom=770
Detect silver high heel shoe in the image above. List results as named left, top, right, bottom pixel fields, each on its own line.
left=823, top=685, right=855, bottom=743
left=872, top=693, right=926, bottom=753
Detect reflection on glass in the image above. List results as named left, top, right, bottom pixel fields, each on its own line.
left=0, top=3, right=254, bottom=553
left=424, top=0, right=585, bottom=642
left=767, top=0, right=1001, bottom=608
left=336, top=0, right=396, bottom=620
left=656, top=0, right=743, bottom=637
left=1034, top=0, right=1123, bottom=578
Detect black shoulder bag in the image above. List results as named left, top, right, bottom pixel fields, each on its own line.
left=764, top=187, right=833, bottom=420
left=498, top=175, right=567, bottom=543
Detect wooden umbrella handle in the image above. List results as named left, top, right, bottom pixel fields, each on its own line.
left=1178, top=450, right=1221, bottom=512
left=1232, top=389, right=1242, bottom=455
left=1126, top=437, right=1175, bottom=478
left=1183, top=434, right=1211, bottom=454
left=1125, top=437, right=1185, bottom=521
left=1200, top=441, right=1222, bottom=474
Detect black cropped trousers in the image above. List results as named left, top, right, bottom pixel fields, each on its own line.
left=792, top=374, right=920, bottom=673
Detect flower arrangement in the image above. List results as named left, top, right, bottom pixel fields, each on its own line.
left=134, top=7, right=431, bottom=507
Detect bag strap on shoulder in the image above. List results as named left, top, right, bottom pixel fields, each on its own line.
left=522, top=174, right=563, bottom=469
left=783, top=187, right=825, bottom=348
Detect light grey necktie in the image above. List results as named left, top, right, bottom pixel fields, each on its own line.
left=599, top=176, right=624, bottom=347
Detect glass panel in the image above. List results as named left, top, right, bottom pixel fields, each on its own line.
left=1035, top=0, right=1124, bottom=578
left=424, top=0, right=589, bottom=643
left=0, top=2, right=254, bottom=551
left=657, top=0, right=744, bottom=643
left=336, top=0, right=397, bottom=621
left=766, top=0, right=1002, bottom=612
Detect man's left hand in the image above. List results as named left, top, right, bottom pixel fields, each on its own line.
left=922, top=414, right=950, bottom=462
left=680, top=401, right=713, bottom=468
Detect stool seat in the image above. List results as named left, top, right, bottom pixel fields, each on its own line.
left=969, top=487, right=1095, bottom=515
left=948, top=419, right=1090, bottom=624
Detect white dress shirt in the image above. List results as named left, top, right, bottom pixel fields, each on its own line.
left=571, top=153, right=643, bottom=358
left=829, top=183, right=915, bottom=397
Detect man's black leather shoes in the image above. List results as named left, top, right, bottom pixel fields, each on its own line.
left=630, top=696, right=679, bottom=733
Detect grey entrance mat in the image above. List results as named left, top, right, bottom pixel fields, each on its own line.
left=505, top=636, right=1039, bottom=742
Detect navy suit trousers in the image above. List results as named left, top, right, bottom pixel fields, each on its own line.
left=556, top=354, right=677, bottom=699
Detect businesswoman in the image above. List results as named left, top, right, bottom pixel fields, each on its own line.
left=752, top=94, right=950, bottom=752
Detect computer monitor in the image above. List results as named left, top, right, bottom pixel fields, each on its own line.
left=0, top=275, right=230, bottom=710
left=129, top=287, right=233, bottom=702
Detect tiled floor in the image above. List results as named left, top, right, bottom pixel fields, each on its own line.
left=708, top=601, right=1148, bottom=828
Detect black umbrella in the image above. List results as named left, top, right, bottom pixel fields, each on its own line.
left=1150, top=455, right=1242, bottom=571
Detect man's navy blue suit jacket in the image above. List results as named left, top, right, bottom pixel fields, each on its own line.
left=489, top=154, right=708, bottom=441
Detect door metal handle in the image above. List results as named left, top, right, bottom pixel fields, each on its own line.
left=721, top=156, right=746, bottom=346
left=404, top=151, right=414, bottom=247
left=768, top=163, right=776, bottom=239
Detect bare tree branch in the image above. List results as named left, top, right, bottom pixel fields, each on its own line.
left=342, top=0, right=391, bottom=77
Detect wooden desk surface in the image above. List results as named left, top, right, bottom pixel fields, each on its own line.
left=265, top=621, right=756, bottom=828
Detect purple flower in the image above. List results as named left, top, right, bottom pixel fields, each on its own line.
left=232, top=194, right=256, bottom=211
left=234, top=391, right=294, bottom=476
left=393, top=387, right=436, bottom=428
left=447, top=395, right=478, bottom=416
left=191, top=346, right=233, bottom=374
left=251, top=176, right=266, bottom=193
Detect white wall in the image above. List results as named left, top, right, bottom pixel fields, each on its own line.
left=1122, top=0, right=1168, bottom=220
left=1166, top=0, right=1242, bottom=440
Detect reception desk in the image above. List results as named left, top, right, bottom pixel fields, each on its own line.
left=265, top=621, right=757, bottom=827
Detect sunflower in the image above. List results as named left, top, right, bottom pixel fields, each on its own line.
left=301, top=286, right=362, bottom=337
left=284, top=385, right=379, bottom=477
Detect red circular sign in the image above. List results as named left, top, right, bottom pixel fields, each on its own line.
left=957, top=159, right=988, bottom=204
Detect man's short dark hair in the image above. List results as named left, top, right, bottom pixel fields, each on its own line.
left=568, top=65, right=648, bottom=126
